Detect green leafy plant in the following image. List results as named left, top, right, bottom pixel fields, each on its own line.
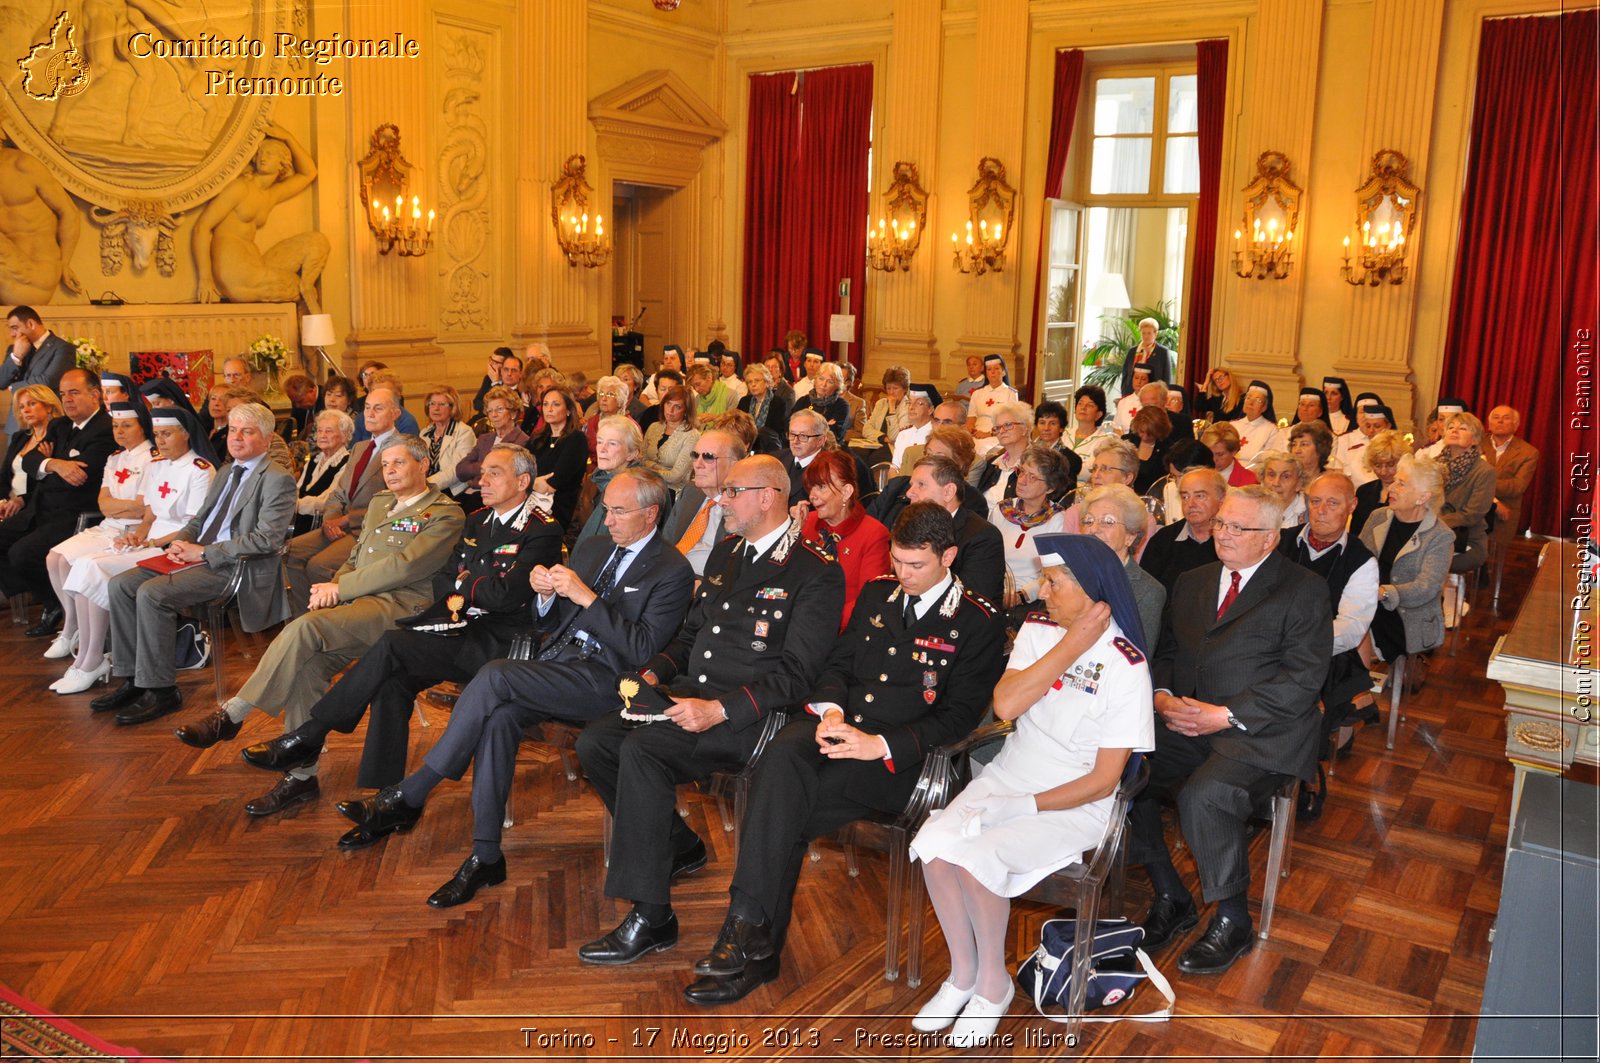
left=71, top=337, right=107, bottom=373
left=1079, top=302, right=1181, bottom=392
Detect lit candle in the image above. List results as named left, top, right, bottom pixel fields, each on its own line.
left=427, top=209, right=435, bottom=231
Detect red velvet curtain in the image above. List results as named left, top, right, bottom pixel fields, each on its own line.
left=1182, top=39, right=1229, bottom=399
left=1441, top=9, right=1598, bottom=536
left=1023, top=49, right=1085, bottom=402
left=742, top=65, right=874, bottom=366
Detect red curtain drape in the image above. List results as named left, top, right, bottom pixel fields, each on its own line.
left=1441, top=9, right=1598, bottom=537
left=1182, top=39, right=1229, bottom=399
left=742, top=65, right=873, bottom=366
left=1023, top=49, right=1084, bottom=402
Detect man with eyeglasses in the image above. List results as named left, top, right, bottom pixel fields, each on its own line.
left=324, top=467, right=694, bottom=907
left=283, top=384, right=403, bottom=612
left=1130, top=485, right=1330, bottom=976
left=662, top=428, right=745, bottom=576
left=887, top=384, right=939, bottom=474
left=782, top=408, right=829, bottom=501
left=1139, top=467, right=1225, bottom=593
left=575, top=455, right=844, bottom=971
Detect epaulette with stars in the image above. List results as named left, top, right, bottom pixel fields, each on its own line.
left=1022, top=610, right=1059, bottom=627
left=193, top=457, right=212, bottom=470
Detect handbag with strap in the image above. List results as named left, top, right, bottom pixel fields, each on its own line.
left=1015, top=917, right=1175, bottom=1025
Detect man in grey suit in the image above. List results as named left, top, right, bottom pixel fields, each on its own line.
left=282, top=385, right=402, bottom=610
left=1129, top=484, right=1331, bottom=975
left=661, top=427, right=744, bottom=576
left=333, top=467, right=695, bottom=911
left=94, top=403, right=296, bottom=724
left=2, top=305, right=74, bottom=432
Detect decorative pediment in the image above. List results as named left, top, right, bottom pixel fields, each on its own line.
left=589, top=70, right=727, bottom=145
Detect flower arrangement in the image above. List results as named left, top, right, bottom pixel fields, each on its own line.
left=247, top=334, right=291, bottom=373
left=71, top=337, right=107, bottom=373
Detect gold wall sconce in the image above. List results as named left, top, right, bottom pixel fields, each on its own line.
left=951, top=157, right=1015, bottom=276
left=357, top=124, right=434, bottom=257
left=1342, top=149, right=1419, bottom=286
left=1232, top=151, right=1301, bottom=280
left=866, top=161, right=928, bottom=272
left=552, top=154, right=612, bottom=269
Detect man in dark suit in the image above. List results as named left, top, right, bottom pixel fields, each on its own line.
left=1140, top=467, right=1224, bottom=592
left=215, top=444, right=562, bottom=787
left=0, top=368, right=115, bottom=634
left=330, top=467, right=695, bottom=908
left=96, top=403, right=296, bottom=720
left=681, top=503, right=1004, bottom=1004
left=282, top=384, right=403, bottom=609
left=1118, top=316, right=1173, bottom=395
left=2, top=305, right=75, bottom=433
left=902, top=454, right=1004, bottom=604
left=574, top=455, right=844, bottom=966
left=1129, top=484, right=1331, bottom=975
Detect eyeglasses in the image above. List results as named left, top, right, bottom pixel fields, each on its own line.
left=690, top=451, right=727, bottom=463
left=994, top=421, right=1025, bottom=432
left=1090, top=463, right=1127, bottom=477
left=600, top=504, right=644, bottom=519
left=718, top=484, right=778, bottom=500
left=1079, top=514, right=1125, bottom=528
left=786, top=431, right=823, bottom=441
left=1211, top=518, right=1273, bottom=535
left=1014, top=468, right=1043, bottom=483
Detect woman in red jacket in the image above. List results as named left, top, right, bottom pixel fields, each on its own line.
left=795, top=448, right=891, bottom=630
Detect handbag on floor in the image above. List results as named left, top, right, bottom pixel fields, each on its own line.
left=175, top=620, right=211, bottom=670
left=1015, top=916, right=1174, bottom=1025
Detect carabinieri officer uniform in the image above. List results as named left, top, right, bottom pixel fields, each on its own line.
left=242, top=496, right=563, bottom=789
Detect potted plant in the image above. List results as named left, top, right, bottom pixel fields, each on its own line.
left=71, top=337, right=108, bottom=374
left=1079, top=302, right=1181, bottom=394
left=247, top=335, right=292, bottom=400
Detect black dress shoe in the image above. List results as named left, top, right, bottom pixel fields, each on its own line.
left=115, top=686, right=184, bottom=726
left=1140, top=892, right=1200, bottom=952
left=336, top=786, right=422, bottom=850
left=426, top=855, right=508, bottom=908
left=175, top=708, right=243, bottom=749
left=240, top=730, right=322, bottom=772
left=683, top=953, right=780, bottom=1006
left=669, top=836, right=708, bottom=882
left=577, top=910, right=679, bottom=965
left=1177, top=913, right=1255, bottom=974
left=25, top=605, right=64, bottom=638
left=244, top=773, right=321, bottom=817
left=335, top=798, right=372, bottom=824
left=693, top=914, right=773, bottom=978
left=90, top=679, right=143, bottom=713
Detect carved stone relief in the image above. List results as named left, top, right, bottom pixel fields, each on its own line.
left=436, top=25, right=493, bottom=335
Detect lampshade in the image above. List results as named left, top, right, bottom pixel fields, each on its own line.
left=300, top=314, right=336, bottom=347
left=1089, top=272, right=1132, bottom=310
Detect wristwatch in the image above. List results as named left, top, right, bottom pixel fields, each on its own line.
left=1225, top=709, right=1244, bottom=731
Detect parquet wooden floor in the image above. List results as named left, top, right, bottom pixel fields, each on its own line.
left=0, top=543, right=1542, bottom=1061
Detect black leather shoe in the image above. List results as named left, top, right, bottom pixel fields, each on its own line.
left=241, top=730, right=322, bottom=772
left=335, top=798, right=371, bottom=824
left=1140, top=892, right=1200, bottom=952
left=683, top=953, right=781, bottom=1006
left=670, top=837, right=708, bottom=882
left=115, top=687, right=183, bottom=726
left=25, top=605, right=64, bottom=638
left=426, top=855, right=508, bottom=909
left=1177, top=913, right=1255, bottom=974
left=577, top=910, right=679, bottom=965
left=244, top=773, right=320, bottom=817
left=175, top=708, right=242, bottom=749
left=336, top=786, right=422, bottom=850
left=90, top=679, right=142, bottom=713
left=693, top=914, right=773, bottom=978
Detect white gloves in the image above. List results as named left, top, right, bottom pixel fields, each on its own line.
left=958, top=792, right=1037, bottom=837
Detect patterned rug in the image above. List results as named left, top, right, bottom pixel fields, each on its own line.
left=0, top=985, right=171, bottom=1061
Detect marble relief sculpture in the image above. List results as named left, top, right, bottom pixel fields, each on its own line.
left=192, top=122, right=329, bottom=312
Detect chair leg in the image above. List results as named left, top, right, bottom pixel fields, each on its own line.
left=557, top=746, right=578, bottom=782
left=905, top=856, right=927, bottom=988
left=1259, top=783, right=1296, bottom=940
left=1062, top=879, right=1105, bottom=1046
left=207, top=605, right=226, bottom=707
left=730, top=776, right=747, bottom=857
left=883, top=836, right=905, bottom=983
left=8, top=591, right=31, bottom=625
left=845, top=822, right=861, bottom=878
left=502, top=789, right=514, bottom=830
left=603, top=809, right=613, bottom=869
left=1491, top=540, right=1508, bottom=608
left=1386, top=655, right=1405, bottom=750
left=413, top=699, right=432, bottom=729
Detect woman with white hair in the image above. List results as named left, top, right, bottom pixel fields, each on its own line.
left=1119, top=316, right=1173, bottom=394
left=1229, top=379, right=1283, bottom=463
left=1359, top=454, right=1454, bottom=668
left=1256, top=449, right=1307, bottom=528
left=293, top=408, right=354, bottom=536
left=1437, top=411, right=1497, bottom=574
left=791, top=361, right=852, bottom=443
left=584, top=375, right=632, bottom=457
left=973, top=401, right=1036, bottom=507
left=572, top=415, right=645, bottom=553
left=1077, top=483, right=1164, bottom=650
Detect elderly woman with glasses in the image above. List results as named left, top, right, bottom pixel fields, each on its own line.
left=573, top=416, right=646, bottom=553
left=909, top=533, right=1154, bottom=1045
left=791, top=362, right=853, bottom=443
left=1256, top=449, right=1307, bottom=528
left=455, top=386, right=529, bottom=503
left=988, top=444, right=1071, bottom=609
left=292, top=409, right=355, bottom=536
left=1077, top=483, right=1164, bottom=651
left=1359, top=454, right=1455, bottom=671
left=420, top=385, right=475, bottom=497
left=584, top=376, right=633, bottom=456
left=973, top=401, right=1035, bottom=508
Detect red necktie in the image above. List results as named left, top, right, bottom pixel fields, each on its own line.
left=349, top=442, right=373, bottom=490
left=1216, top=570, right=1241, bottom=619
